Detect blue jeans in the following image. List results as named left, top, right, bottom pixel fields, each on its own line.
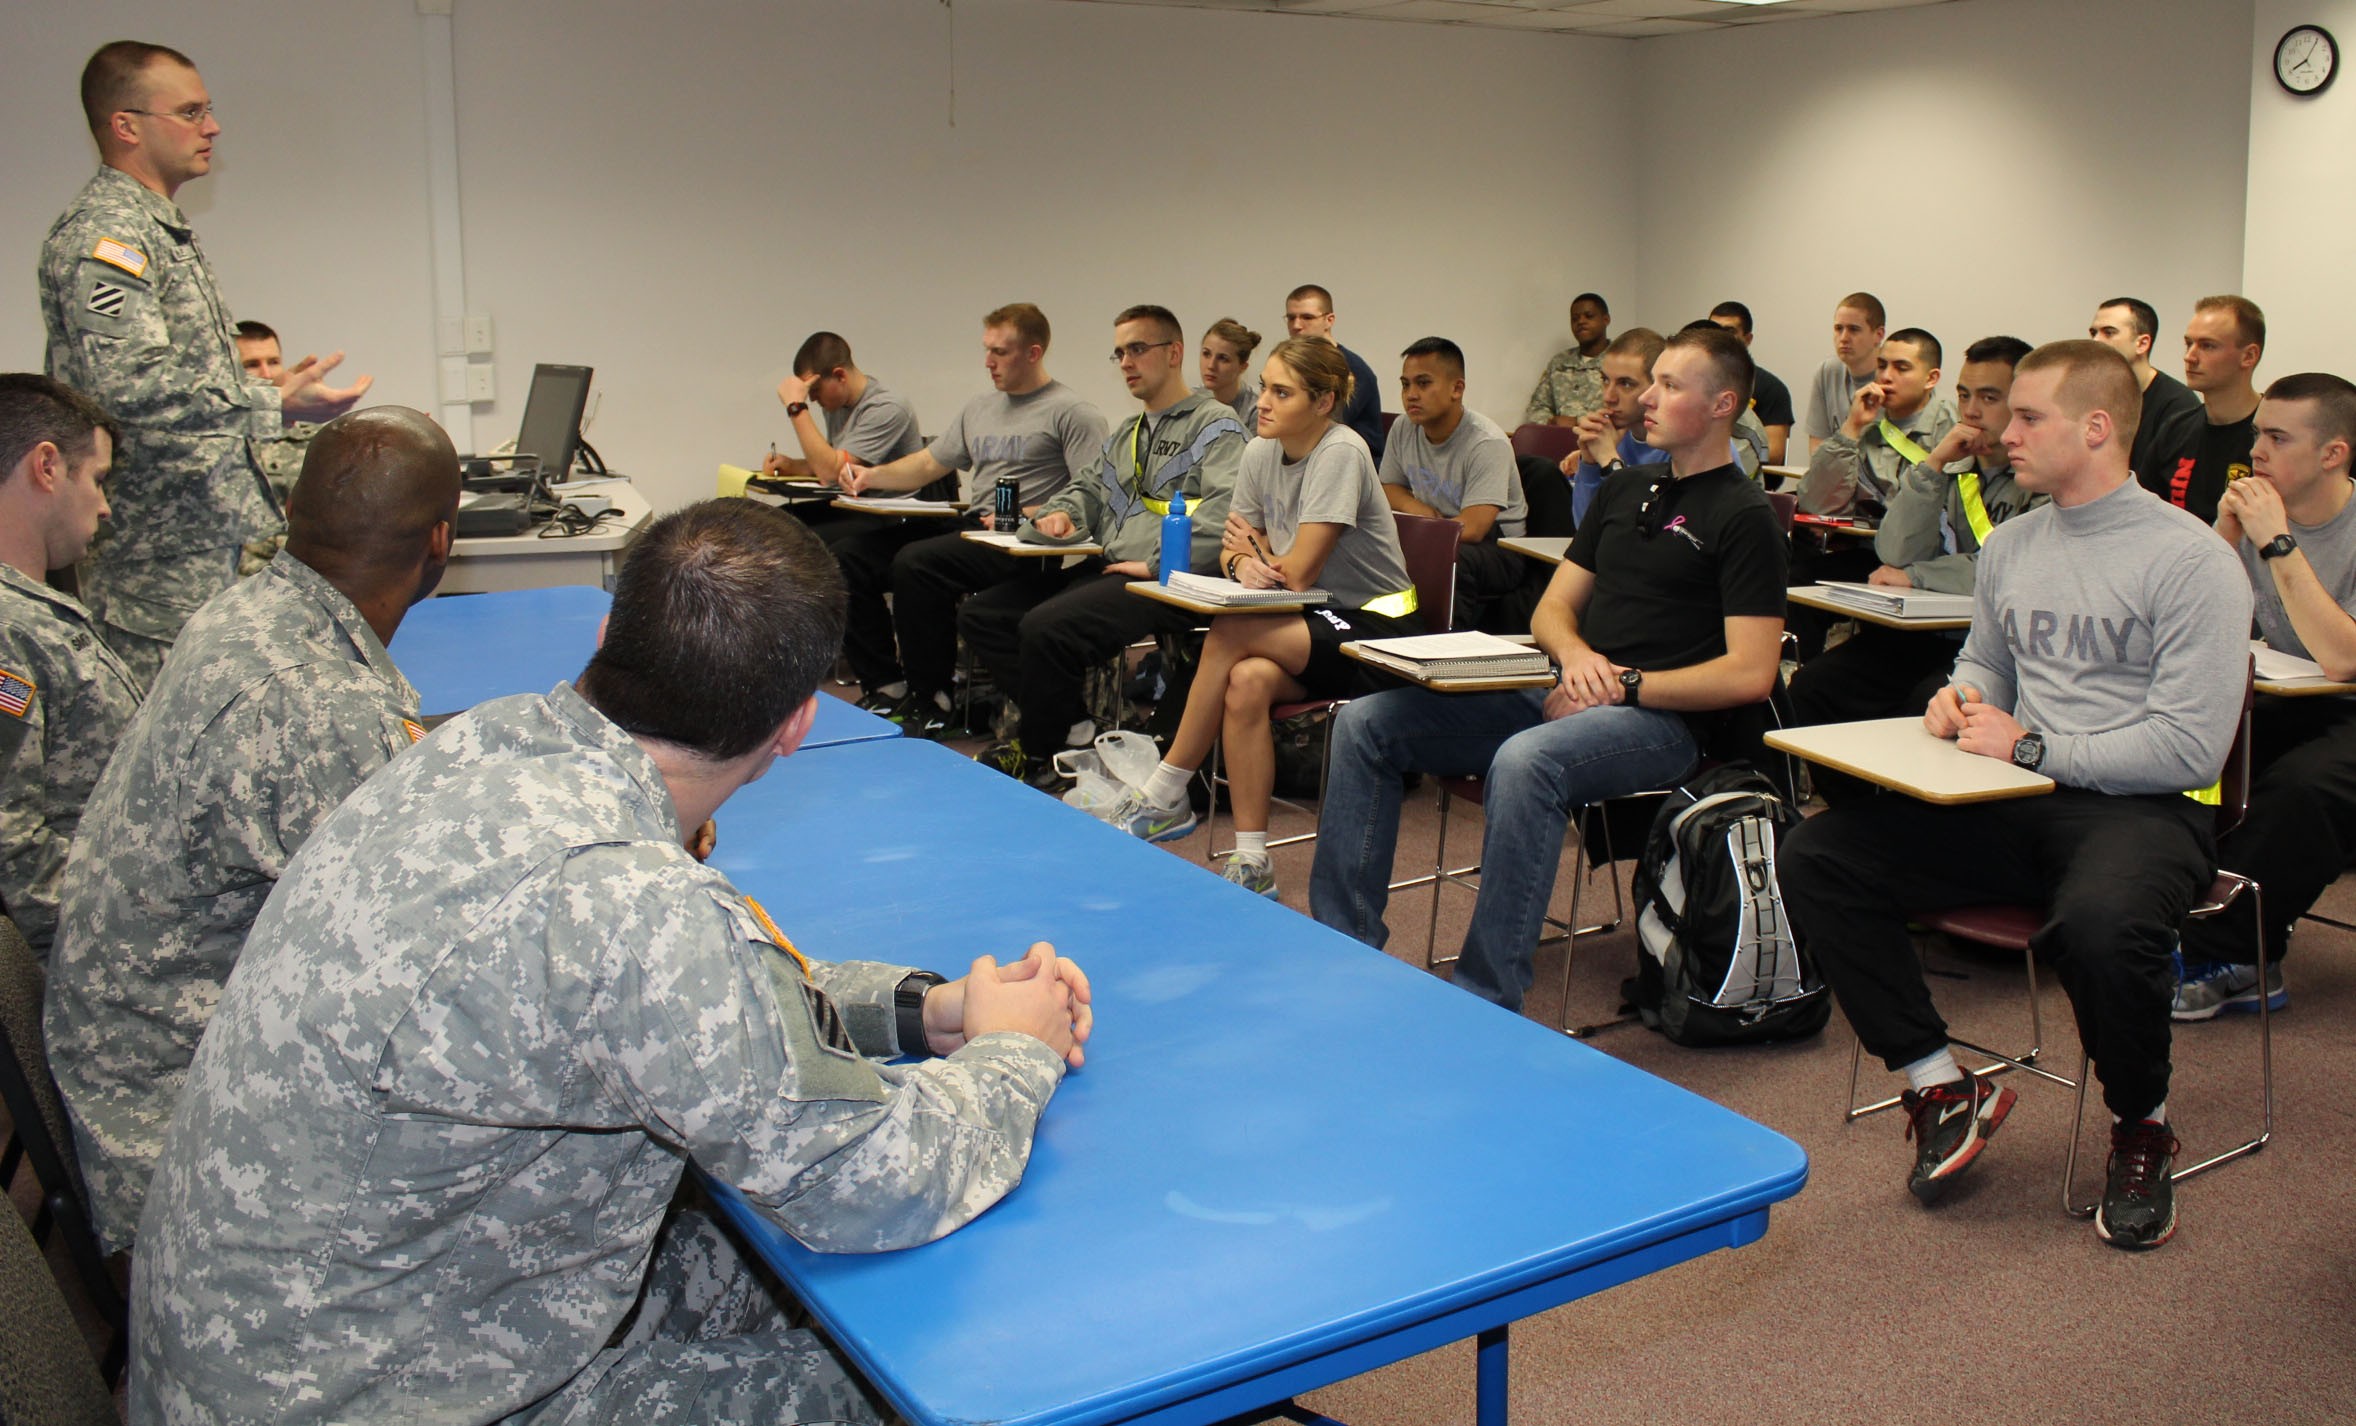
left=1309, top=687, right=1699, bottom=1011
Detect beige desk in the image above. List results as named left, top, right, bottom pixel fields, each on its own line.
left=832, top=497, right=967, bottom=517
left=2257, top=677, right=2356, bottom=697
left=1764, top=716, right=2053, bottom=805
left=1340, top=642, right=1555, bottom=692
left=1792, top=514, right=1878, bottom=538
left=442, top=480, right=652, bottom=595
left=961, top=530, right=1105, bottom=558
left=1501, top=535, right=1572, bottom=566
left=1786, top=584, right=1972, bottom=633
left=1125, top=582, right=1322, bottom=617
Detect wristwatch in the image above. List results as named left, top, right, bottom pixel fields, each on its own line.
left=2259, top=533, right=2299, bottom=562
left=785, top=401, right=810, bottom=418
left=894, top=970, right=946, bottom=1057
left=2011, top=733, right=2046, bottom=771
left=1619, top=668, right=1644, bottom=707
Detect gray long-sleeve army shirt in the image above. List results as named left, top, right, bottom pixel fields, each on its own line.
left=1028, top=391, right=1248, bottom=567
left=1872, top=455, right=2043, bottom=594
left=129, top=683, right=1065, bottom=1424
left=0, top=563, right=144, bottom=956
left=45, top=552, right=419, bottom=1251
left=40, top=168, right=281, bottom=577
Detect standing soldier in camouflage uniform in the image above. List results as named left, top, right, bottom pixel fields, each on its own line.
left=1523, top=292, right=1613, bottom=427
left=231, top=320, right=321, bottom=573
left=0, top=375, right=142, bottom=959
left=45, top=406, right=458, bottom=1252
left=130, top=500, right=1092, bottom=1425
left=40, top=41, right=370, bottom=686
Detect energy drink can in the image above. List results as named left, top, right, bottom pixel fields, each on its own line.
left=993, top=476, right=1020, bottom=532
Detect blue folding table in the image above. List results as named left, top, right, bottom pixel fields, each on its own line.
left=390, top=585, right=900, bottom=748
left=704, top=737, right=1807, bottom=1426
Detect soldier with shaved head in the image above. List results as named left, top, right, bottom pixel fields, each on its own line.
left=45, top=404, right=460, bottom=1251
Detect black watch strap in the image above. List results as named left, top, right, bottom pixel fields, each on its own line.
left=895, top=971, right=947, bottom=1057
left=2259, top=533, right=2298, bottom=561
left=786, top=401, right=810, bottom=418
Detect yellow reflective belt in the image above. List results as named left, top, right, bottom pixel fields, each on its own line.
left=1877, top=416, right=1932, bottom=468
left=1363, top=587, right=1420, bottom=619
left=2186, top=781, right=2222, bottom=806
left=1956, top=470, right=1995, bottom=544
left=1143, top=493, right=1169, bottom=516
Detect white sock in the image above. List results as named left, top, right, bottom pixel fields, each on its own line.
left=1232, top=831, right=1268, bottom=861
left=1902, top=1047, right=1964, bottom=1093
left=878, top=680, right=908, bottom=700
left=932, top=689, right=953, bottom=713
left=1142, top=762, right=1192, bottom=807
left=2116, top=1102, right=2167, bottom=1126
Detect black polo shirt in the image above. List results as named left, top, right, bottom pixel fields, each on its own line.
left=1568, top=462, right=1788, bottom=670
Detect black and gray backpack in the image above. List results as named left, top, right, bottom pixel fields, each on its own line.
left=1625, top=764, right=1830, bottom=1046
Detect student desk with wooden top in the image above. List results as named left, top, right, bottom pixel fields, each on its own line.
left=1764, top=715, right=2052, bottom=804
left=1784, top=584, right=1974, bottom=633
left=390, top=584, right=901, bottom=748
left=700, top=736, right=1808, bottom=1426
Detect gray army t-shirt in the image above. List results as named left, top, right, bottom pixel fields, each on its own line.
left=926, top=380, right=1108, bottom=506
left=826, top=377, right=925, bottom=464
left=2242, top=481, right=2356, bottom=660
left=1379, top=408, right=1526, bottom=537
left=1805, top=359, right=1874, bottom=441
left=1233, top=425, right=1413, bottom=611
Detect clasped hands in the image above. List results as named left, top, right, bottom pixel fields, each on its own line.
left=925, top=942, right=1093, bottom=1069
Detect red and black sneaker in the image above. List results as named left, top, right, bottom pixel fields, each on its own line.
left=2096, top=1118, right=2180, bottom=1251
left=1901, top=1074, right=2017, bottom=1204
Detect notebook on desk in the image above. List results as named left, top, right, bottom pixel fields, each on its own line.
left=1163, top=571, right=1330, bottom=608
left=1808, top=581, right=1977, bottom=620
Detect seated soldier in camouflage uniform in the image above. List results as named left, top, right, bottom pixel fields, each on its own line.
left=45, top=406, right=459, bottom=1252
left=231, top=319, right=321, bottom=575
left=130, top=499, right=1092, bottom=1425
left=0, top=374, right=142, bottom=959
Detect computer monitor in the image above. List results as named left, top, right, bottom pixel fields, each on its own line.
left=512, top=362, right=593, bottom=486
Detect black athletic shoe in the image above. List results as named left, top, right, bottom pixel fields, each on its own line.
left=856, top=687, right=902, bottom=715
left=2096, top=1118, right=2180, bottom=1250
left=890, top=693, right=955, bottom=740
left=1901, top=1074, right=2016, bottom=1204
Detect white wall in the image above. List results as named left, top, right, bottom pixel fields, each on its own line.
left=19, top=0, right=2338, bottom=520
left=1633, top=0, right=2253, bottom=413
left=1, top=1, right=443, bottom=416
left=448, top=0, right=1635, bottom=510
left=2244, top=0, right=2356, bottom=381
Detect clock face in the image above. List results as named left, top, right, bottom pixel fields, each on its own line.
left=2276, top=24, right=2338, bottom=96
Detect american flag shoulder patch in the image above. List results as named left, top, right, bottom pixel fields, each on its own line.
left=0, top=668, right=35, bottom=720
left=90, top=237, right=148, bottom=278
left=401, top=719, right=426, bottom=744
left=87, top=281, right=128, bottom=318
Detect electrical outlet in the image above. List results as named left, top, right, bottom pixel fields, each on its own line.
left=466, top=364, right=496, bottom=403
left=464, top=314, right=494, bottom=354
left=439, top=355, right=470, bottom=403
left=437, top=317, right=465, bottom=355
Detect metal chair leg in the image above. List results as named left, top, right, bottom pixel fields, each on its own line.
left=1846, top=939, right=2077, bottom=1122
left=2063, top=880, right=2275, bottom=1216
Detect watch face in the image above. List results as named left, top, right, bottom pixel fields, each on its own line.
left=2277, top=24, right=2338, bottom=95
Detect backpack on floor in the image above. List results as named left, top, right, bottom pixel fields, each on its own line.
left=1625, top=763, right=1830, bottom=1047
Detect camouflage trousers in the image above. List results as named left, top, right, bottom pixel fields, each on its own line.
left=523, top=1207, right=892, bottom=1426
left=78, top=545, right=245, bottom=690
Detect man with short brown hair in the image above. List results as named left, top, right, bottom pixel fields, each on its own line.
left=1781, top=340, right=2249, bottom=1251
left=0, top=374, right=138, bottom=959
left=42, top=42, right=370, bottom=684
left=2088, top=297, right=2203, bottom=485
left=2146, top=294, right=2266, bottom=522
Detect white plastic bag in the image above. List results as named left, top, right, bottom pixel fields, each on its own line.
left=1058, top=730, right=1160, bottom=813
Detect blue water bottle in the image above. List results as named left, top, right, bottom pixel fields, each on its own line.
left=1159, top=488, right=1190, bottom=585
